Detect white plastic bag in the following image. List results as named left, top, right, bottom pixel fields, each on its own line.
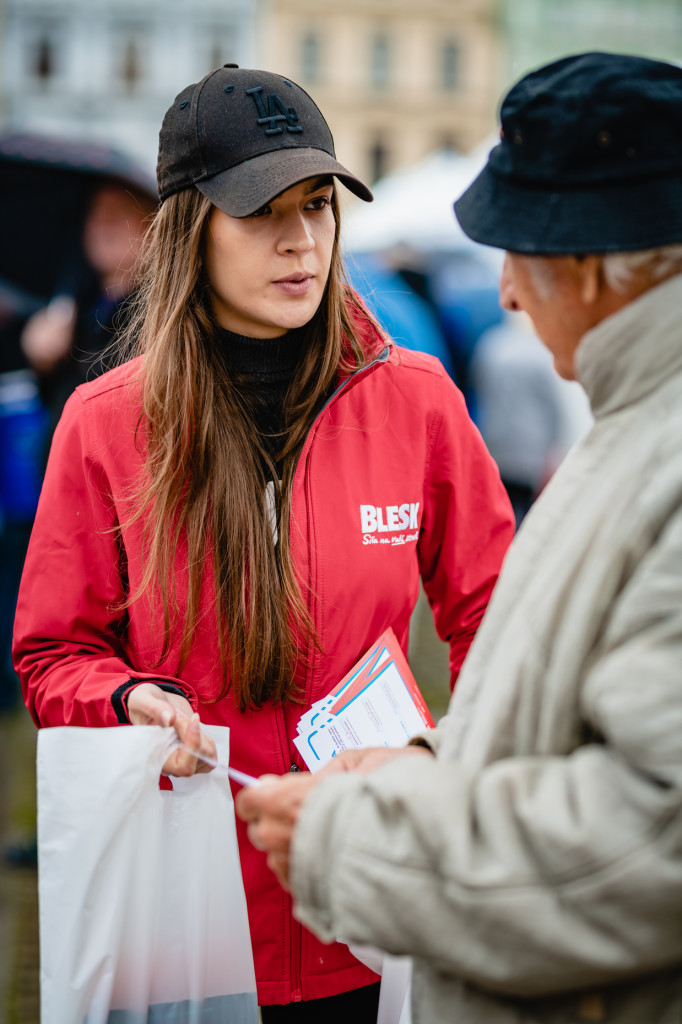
left=37, top=724, right=258, bottom=1024
left=349, top=945, right=412, bottom=1024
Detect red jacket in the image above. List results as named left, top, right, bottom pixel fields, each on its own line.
left=14, top=337, right=513, bottom=1005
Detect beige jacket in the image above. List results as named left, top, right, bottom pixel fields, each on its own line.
left=292, top=273, right=682, bottom=1023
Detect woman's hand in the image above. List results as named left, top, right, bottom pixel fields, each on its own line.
left=127, top=682, right=217, bottom=776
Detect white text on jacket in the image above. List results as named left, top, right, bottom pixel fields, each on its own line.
left=360, top=503, right=420, bottom=533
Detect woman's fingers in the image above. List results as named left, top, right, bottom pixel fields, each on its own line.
left=126, top=684, right=217, bottom=777
left=165, top=713, right=217, bottom=776
left=127, top=682, right=184, bottom=726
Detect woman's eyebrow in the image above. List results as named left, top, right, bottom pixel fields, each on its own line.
left=304, top=177, right=334, bottom=195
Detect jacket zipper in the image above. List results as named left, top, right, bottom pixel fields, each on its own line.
left=285, top=344, right=390, bottom=721
left=278, top=346, right=390, bottom=1003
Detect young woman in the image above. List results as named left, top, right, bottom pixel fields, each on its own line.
left=13, top=65, right=514, bottom=1020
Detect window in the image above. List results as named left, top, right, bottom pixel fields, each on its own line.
left=369, top=137, right=389, bottom=183
left=27, top=22, right=65, bottom=89
left=371, top=34, right=390, bottom=91
left=121, top=37, right=141, bottom=91
left=437, top=134, right=460, bottom=153
left=301, top=32, right=320, bottom=84
left=207, top=29, right=236, bottom=73
left=34, top=36, right=54, bottom=82
left=442, top=41, right=459, bottom=92
left=113, top=22, right=150, bottom=92
left=209, top=41, right=225, bottom=71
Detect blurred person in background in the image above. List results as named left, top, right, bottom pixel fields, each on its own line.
left=21, top=178, right=156, bottom=445
left=470, top=310, right=592, bottom=527
left=1, top=172, right=154, bottom=866
left=1, top=176, right=153, bottom=700
left=13, top=65, right=513, bottom=1019
left=237, top=51, right=682, bottom=1024
left=0, top=291, right=43, bottom=715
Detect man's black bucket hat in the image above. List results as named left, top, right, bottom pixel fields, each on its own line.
left=454, top=51, right=682, bottom=255
left=157, top=63, right=373, bottom=216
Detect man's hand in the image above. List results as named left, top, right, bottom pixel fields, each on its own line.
left=319, top=744, right=431, bottom=777
left=236, top=773, right=319, bottom=891
left=236, top=745, right=431, bottom=889
left=21, top=297, right=77, bottom=373
left=127, top=682, right=217, bottom=776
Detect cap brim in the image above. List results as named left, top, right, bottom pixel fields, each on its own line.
left=454, top=165, right=682, bottom=254
left=196, top=147, right=373, bottom=217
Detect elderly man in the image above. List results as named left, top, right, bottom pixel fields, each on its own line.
left=237, top=52, right=682, bottom=1023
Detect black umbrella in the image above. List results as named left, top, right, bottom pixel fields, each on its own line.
left=0, top=132, right=158, bottom=302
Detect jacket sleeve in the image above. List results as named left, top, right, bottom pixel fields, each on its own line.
left=291, top=510, right=682, bottom=997
left=417, top=374, right=514, bottom=688
left=13, top=392, right=197, bottom=728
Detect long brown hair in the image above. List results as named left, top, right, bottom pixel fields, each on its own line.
left=119, top=186, right=379, bottom=710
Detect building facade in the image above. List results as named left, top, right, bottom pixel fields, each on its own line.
left=0, top=0, right=257, bottom=174
left=258, top=0, right=503, bottom=188
left=1, top=1, right=680, bottom=188
left=1, top=0, right=503, bottom=185
left=501, top=0, right=682, bottom=86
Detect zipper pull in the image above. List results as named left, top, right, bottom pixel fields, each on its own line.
left=289, top=763, right=301, bottom=773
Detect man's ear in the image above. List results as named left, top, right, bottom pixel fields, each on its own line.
left=576, top=255, right=603, bottom=305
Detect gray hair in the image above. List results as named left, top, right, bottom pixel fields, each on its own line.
left=601, top=244, right=682, bottom=291
left=525, top=244, right=682, bottom=297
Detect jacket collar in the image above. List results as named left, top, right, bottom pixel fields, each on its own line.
left=576, top=271, right=682, bottom=418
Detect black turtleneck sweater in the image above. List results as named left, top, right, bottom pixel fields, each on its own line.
left=215, top=324, right=307, bottom=475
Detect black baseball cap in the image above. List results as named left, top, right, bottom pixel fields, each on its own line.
left=157, top=63, right=373, bottom=216
left=454, top=51, right=682, bottom=254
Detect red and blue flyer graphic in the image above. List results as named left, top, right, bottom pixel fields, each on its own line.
left=294, top=629, right=435, bottom=770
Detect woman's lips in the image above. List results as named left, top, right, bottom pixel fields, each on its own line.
left=273, top=274, right=313, bottom=296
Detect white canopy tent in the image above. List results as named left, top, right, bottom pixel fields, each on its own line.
left=341, top=146, right=500, bottom=267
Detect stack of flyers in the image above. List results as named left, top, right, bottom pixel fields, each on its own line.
left=294, top=628, right=435, bottom=772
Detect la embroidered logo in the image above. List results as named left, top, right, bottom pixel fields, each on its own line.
left=246, top=86, right=303, bottom=136
left=360, top=503, right=420, bottom=547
